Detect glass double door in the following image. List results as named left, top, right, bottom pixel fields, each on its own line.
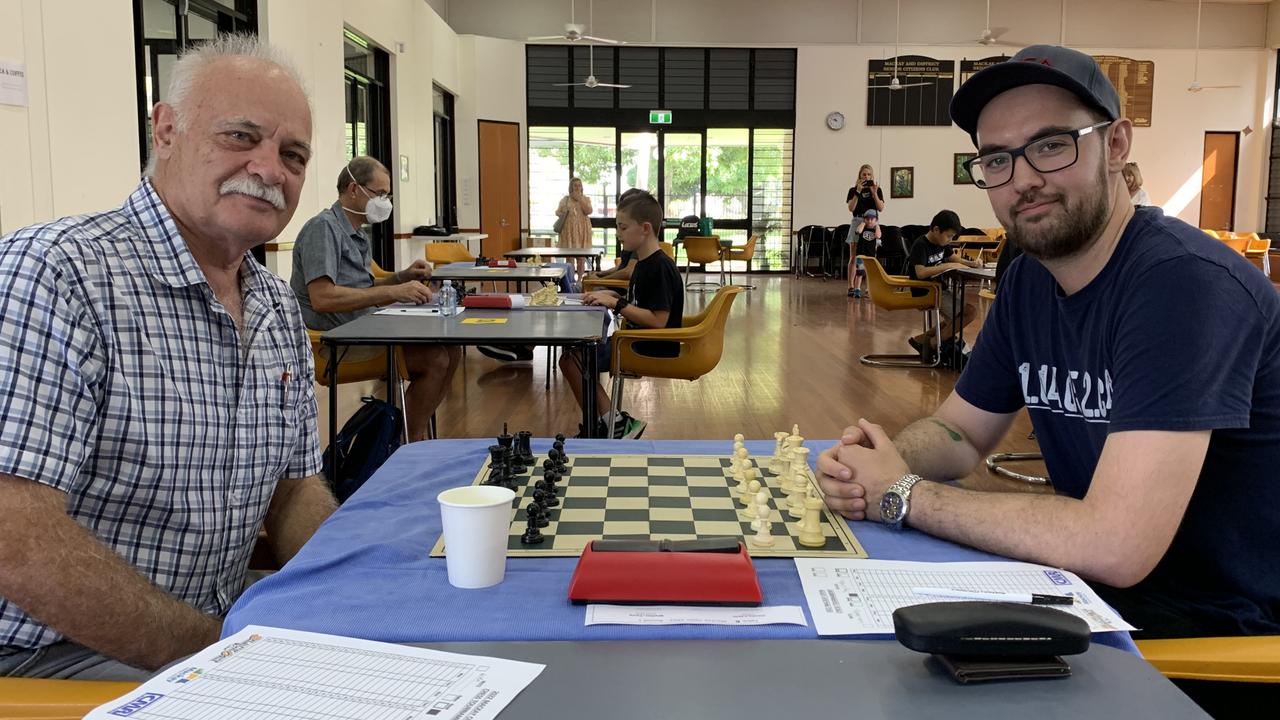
left=614, top=129, right=750, bottom=260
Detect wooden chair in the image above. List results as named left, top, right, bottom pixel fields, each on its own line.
left=1221, top=237, right=1249, bottom=255
left=1136, top=636, right=1280, bottom=683
left=683, top=236, right=724, bottom=293
left=604, top=286, right=744, bottom=431
left=722, top=235, right=759, bottom=289
left=1201, top=228, right=1223, bottom=239
left=859, top=256, right=941, bottom=368
left=1244, top=235, right=1271, bottom=275
left=0, top=678, right=141, bottom=718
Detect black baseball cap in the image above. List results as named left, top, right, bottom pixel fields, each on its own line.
left=930, top=210, right=963, bottom=235
left=950, top=45, right=1122, bottom=146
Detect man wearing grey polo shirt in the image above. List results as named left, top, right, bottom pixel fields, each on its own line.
left=0, top=35, right=335, bottom=680
left=291, top=156, right=460, bottom=443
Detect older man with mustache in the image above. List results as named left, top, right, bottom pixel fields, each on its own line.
left=0, top=35, right=334, bottom=680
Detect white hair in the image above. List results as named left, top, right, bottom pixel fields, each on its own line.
left=144, top=34, right=310, bottom=177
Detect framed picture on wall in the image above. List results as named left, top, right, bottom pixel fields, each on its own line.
left=890, top=167, right=914, bottom=199
left=954, top=153, right=976, bottom=185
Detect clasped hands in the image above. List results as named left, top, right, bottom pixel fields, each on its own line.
left=816, top=418, right=912, bottom=523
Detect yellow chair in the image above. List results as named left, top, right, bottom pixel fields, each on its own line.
left=979, top=236, right=1005, bottom=266
left=722, top=235, right=759, bottom=289
left=1201, top=228, right=1223, bottom=239
left=659, top=242, right=676, bottom=260
left=425, top=241, right=475, bottom=266
left=582, top=277, right=629, bottom=293
left=604, top=286, right=744, bottom=430
left=1136, top=636, right=1280, bottom=683
left=1244, top=235, right=1271, bottom=275
left=859, top=256, right=941, bottom=368
left=308, top=329, right=414, bottom=441
left=0, top=678, right=141, bottom=718
left=683, top=235, right=724, bottom=293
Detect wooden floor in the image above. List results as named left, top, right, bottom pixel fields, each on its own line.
left=360, top=271, right=1048, bottom=493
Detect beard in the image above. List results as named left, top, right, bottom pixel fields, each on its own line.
left=1004, top=158, right=1110, bottom=261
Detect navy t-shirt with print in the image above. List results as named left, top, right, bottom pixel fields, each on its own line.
left=907, top=235, right=950, bottom=297
left=956, top=206, right=1280, bottom=635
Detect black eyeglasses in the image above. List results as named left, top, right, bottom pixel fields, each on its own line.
left=965, top=121, right=1112, bottom=190
left=361, top=184, right=392, bottom=201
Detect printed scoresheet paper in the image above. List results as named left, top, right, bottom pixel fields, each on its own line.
left=86, top=625, right=544, bottom=720
left=795, top=558, right=1136, bottom=635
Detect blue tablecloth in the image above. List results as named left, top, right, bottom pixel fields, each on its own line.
left=224, top=439, right=1138, bottom=654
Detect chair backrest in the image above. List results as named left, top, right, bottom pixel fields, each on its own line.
left=831, top=224, right=851, bottom=245
left=425, top=242, right=475, bottom=265
left=1246, top=236, right=1271, bottom=255
left=0, top=677, right=142, bottom=719
left=1135, top=635, right=1280, bottom=683
left=617, top=286, right=743, bottom=381
left=961, top=227, right=985, bottom=237
left=982, top=227, right=1007, bottom=240
left=860, top=256, right=938, bottom=311
left=730, top=235, right=759, bottom=261
left=1201, top=228, right=1223, bottom=239
left=658, top=241, right=676, bottom=260
left=370, top=259, right=395, bottom=280
left=1222, top=237, right=1249, bottom=255
left=683, top=236, right=722, bottom=265
left=899, top=225, right=929, bottom=248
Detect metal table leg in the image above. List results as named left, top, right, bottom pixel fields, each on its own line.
left=327, top=342, right=339, bottom=481
left=582, top=342, right=599, bottom=438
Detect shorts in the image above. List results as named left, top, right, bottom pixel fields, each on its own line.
left=938, top=289, right=961, bottom=322
left=576, top=342, right=612, bottom=374
left=854, top=258, right=865, bottom=270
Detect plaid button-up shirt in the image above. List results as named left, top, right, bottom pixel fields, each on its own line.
left=0, top=181, right=321, bottom=652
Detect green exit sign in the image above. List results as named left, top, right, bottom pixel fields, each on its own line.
left=649, top=110, right=672, bottom=124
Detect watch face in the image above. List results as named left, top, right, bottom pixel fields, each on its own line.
left=880, top=492, right=904, bottom=522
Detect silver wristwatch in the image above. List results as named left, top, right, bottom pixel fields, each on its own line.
left=880, top=474, right=924, bottom=531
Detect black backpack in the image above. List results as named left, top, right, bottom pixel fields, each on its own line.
left=322, top=397, right=403, bottom=503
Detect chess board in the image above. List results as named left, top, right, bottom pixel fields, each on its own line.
left=429, top=454, right=868, bottom=559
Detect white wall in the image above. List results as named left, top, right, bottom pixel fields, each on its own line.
left=794, top=44, right=1274, bottom=231
left=0, top=0, right=139, bottom=235
left=454, top=34, right=528, bottom=231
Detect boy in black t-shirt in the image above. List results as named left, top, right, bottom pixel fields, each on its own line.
left=558, top=189, right=684, bottom=439
left=847, top=209, right=881, bottom=298
left=905, top=209, right=980, bottom=360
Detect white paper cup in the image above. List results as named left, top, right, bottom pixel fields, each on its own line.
left=437, top=485, right=517, bottom=589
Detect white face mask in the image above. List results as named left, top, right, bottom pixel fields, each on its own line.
left=342, top=165, right=394, bottom=224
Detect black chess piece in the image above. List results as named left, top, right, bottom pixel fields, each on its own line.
left=552, top=448, right=568, bottom=475
left=497, top=423, right=514, bottom=450
left=520, top=513, right=544, bottom=544
left=486, top=445, right=507, bottom=486
left=537, top=478, right=560, bottom=507
left=554, top=432, right=566, bottom=447
left=515, top=430, right=535, bottom=466
left=528, top=499, right=550, bottom=528
left=542, top=458, right=556, bottom=475
left=552, top=440, right=565, bottom=456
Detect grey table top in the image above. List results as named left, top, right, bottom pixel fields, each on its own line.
left=320, top=307, right=609, bottom=346
left=506, top=246, right=603, bottom=258
left=432, top=265, right=568, bottom=281
left=418, top=639, right=1206, bottom=720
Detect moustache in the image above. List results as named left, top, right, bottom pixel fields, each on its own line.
left=219, top=176, right=285, bottom=210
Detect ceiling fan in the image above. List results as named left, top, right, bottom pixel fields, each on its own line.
left=553, top=43, right=631, bottom=89
left=870, top=0, right=932, bottom=90
left=1188, top=0, right=1240, bottom=92
left=976, top=0, right=1022, bottom=47
left=528, top=0, right=622, bottom=45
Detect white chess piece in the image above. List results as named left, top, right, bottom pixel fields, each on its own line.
left=750, top=503, right=775, bottom=547
left=750, top=489, right=771, bottom=530
left=787, top=447, right=810, bottom=518
left=768, top=431, right=788, bottom=474
left=738, top=478, right=761, bottom=509
left=798, top=491, right=826, bottom=548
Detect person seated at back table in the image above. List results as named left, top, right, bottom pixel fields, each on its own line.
left=0, top=34, right=335, bottom=680
left=818, top=44, right=1280, bottom=649
left=905, top=209, right=982, bottom=362
left=558, top=189, right=684, bottom=439
left=291, top=156, right=461, bottom=442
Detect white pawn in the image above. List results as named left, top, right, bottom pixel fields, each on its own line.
left=750, top=489, right=771, bottom=530
left=750, top=503, right=775, bottom=547
left=768, top=431, right=788, bottom=474
left=742, top=476, right=757, bottom=515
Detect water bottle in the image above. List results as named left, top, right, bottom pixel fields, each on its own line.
left=439, top=279, right=458, bottom=317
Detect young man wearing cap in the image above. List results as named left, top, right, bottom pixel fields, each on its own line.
left=847, top=209, right=882, bottom=298
left=904, top=209, right=981, bottom=359
left=818, top=45, right=1280, bottom=641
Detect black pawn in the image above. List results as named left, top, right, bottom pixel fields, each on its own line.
left=520, top=513, right=544, bottom=544
left=542, top=458, right=556, bottom=475
left=552, top=449, right=568, bottom=475
left=528, top=499, right=550, bottom=528
left=538, top=478, right=560, bottom=507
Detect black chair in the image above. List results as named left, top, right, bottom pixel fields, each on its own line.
left=830, top=224, right=852, bottom=278
left=795, top=225, right=832, bottom=278
left=877, top=225, right=909, bottom=276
